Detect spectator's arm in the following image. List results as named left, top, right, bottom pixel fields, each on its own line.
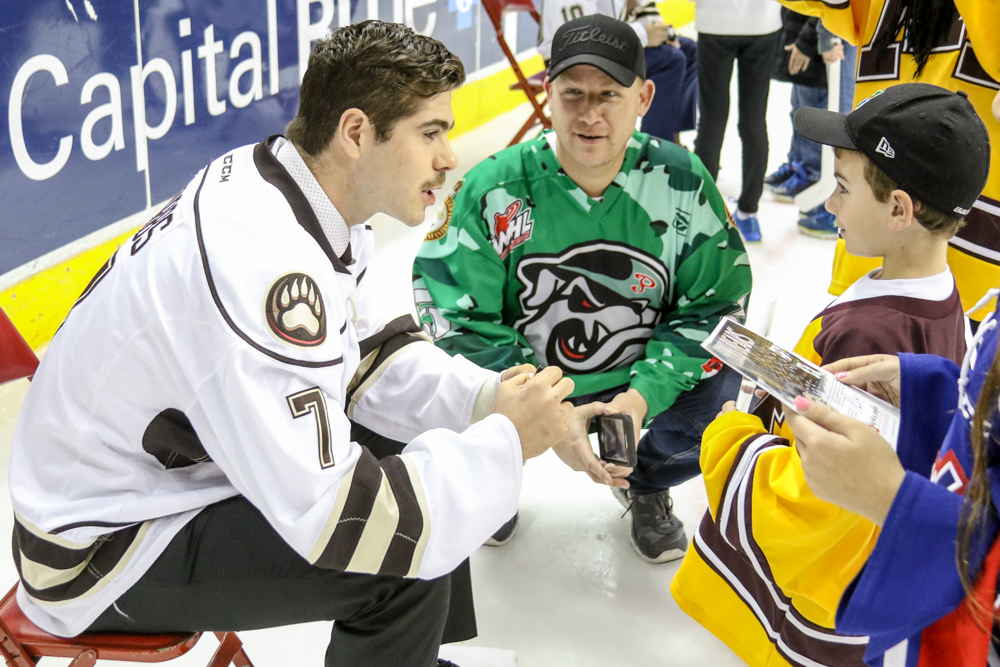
left=629, top=155, right=752, bottom=418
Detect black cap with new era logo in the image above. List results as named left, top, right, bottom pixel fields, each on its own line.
left=793, top=83, right=990, bottom=217
left=548, top=15, right=646, bottom=88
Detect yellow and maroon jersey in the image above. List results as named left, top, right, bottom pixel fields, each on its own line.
left=671, top=270, right=966, bottom=667
left=779, top=0, right=1000, bottom=321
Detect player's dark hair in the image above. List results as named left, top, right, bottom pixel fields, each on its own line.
left=287, top=21, right=465, bottom=153
left=833, top=147, right=965, bottom=237
left=871, top=0, right=959, bottom=78
left=956, top=346, right=1000, bottom=625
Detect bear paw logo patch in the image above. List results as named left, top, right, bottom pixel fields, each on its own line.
left=266, top=273, right=326, bottom=347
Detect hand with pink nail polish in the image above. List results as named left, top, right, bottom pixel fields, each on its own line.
left=821, top=354, right=902, bottom=408
left=784, top=399, right=905, bottom=526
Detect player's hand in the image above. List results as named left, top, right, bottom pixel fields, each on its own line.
left=492, top=366, right=574, bottom=461
left=785, top=43, right=811, bottom=75
left=552, top=402, right=631, bottom=488
left=501, top=363, right=536, bottom=382
left=645, top=22, right=672, bottom=48
left=785, top=397, right=905, bottom=526
left=823, top=354, right=901, bottom=407
left=822, top=42, right=845, bottom=63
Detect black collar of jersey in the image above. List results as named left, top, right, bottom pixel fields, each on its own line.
left=254, top=136, right=353, bottom=273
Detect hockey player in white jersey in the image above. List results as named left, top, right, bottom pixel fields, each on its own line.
left=8, top=21, right=574, bottom=667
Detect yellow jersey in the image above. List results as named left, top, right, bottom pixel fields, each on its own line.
left=779, top=0, right=1000, bottom=321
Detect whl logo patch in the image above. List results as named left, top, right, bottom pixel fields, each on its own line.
left=266, top=273, right=326, bottom=347
left=492, top=199, right=534, bottom=259
left=875, top=137, right=895, bottom=158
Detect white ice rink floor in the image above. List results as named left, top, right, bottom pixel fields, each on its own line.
left=0, top=78, right=845, bottom=666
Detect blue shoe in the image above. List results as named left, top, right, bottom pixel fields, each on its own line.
left=771, top=164, right=819, bottom=201
left=798, top=203, right=825, bottom=219
left=765, top=162, right=797, bottom=187
left=798, top=206, right=839, bottom=239
left=733, top=209, right=761, bottom=243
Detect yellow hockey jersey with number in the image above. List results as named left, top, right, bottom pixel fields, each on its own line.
left=670, top=271, right=967, bottom=667
left=777, top=0, right=1000, bottom=321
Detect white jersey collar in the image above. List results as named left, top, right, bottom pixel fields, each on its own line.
left=271, top=136, right=352, bottom=258
left=832, top=268, right=955, bottom=307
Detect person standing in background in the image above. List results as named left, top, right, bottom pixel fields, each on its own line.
left=794, top=19, right=858, bottom=236
left=692, top=0, right=783, bottom=244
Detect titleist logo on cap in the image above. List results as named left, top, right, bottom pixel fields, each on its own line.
left=560, top=26, right=628, bottom=52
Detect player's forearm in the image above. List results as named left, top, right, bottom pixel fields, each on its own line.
left=350, top=342, right=501, bottom=440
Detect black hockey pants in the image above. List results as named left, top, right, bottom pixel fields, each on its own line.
left=86, top=425, right=476, bottom=667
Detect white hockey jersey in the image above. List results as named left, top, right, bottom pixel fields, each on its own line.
left=537, top=0, right=660, bottom=61
left=9, top=136, right=523, bottom=637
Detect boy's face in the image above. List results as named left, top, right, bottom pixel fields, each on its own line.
left=824, top=150, right=896, bottom=258
left=358, top=92, right=458, bottom=226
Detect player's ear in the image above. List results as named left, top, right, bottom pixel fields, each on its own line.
left=637, top=78, right=655, bottom=117
left=336, top=108, right=369, bottom=160
left=887, top=189, right=915, bottom=232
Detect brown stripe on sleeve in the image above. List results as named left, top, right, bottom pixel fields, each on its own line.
left=347, top=315, right=433, bottom=411
left=376, top=456, right=426, bottom=577
left=15, top=522, right=145, bottom=603
left=694, top=515, right=868, bottom=666
left=314, top=448, right=384, bottom=570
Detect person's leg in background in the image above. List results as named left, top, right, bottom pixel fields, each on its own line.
left=640, top=38, right=698, bottom=141
left=785, top=83, right=827, bottom=182
left=734, top=29, right=781, bottom=218
left=694, top=33, right=738, bottom=180
left=840, top=42, right=857, bottom=113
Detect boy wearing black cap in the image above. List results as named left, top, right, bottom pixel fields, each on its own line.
left=671, top=83, right=988, bottom=667
left=413, top=15, right=751, bottom=563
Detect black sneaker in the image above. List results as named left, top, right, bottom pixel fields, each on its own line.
left=437, top=661, right=461, bottom=667
left=613, top=488, right=687, bottom=563
left=484, top=513, right=518, bottom=547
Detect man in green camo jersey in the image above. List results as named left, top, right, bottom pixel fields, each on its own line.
left=412, top=15, right=752, bottom=563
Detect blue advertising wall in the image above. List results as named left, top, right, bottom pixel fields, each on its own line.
left=1, top=0, right=540, bottom=280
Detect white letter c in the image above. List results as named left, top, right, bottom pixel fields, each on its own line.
left=9, top=54, right=73, bottom=181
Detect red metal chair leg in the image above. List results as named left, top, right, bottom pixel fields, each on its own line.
left=68, top=649, right=97, bottom=667
left=210, top=632, right=253, bottom=667
left=0, top=629, right=35, bottom=667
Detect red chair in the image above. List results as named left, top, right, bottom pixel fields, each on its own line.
left=481, top=0, right=552, bottom=146
left=0, top=306, right=253, bottom=667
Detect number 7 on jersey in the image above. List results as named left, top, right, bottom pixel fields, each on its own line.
left=287, top=387, right=334, bottom=469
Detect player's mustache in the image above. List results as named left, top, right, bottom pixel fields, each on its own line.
left=421, top=175, right=447, bottom=191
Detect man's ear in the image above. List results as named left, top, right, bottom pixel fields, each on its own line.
left=335, top=108, right=369, bottom=160
left=887, top=189, right=915, bottom=232
left=543, top=76, right=552, bottom=97
left=637, top=79, right=655, bottom=117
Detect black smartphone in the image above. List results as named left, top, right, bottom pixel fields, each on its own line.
left=596, top=414, right=637, bottom=467
left=666, top=25, right=677, bottom=42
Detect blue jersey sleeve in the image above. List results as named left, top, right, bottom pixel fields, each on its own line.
left=895, top=353, right=961, bottom=477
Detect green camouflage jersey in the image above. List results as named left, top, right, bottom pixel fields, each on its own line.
left=412, top=130, right=751, bottom=418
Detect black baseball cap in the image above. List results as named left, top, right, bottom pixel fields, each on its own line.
left=793, top=83, right=990, bottom=217
left=548, top=15, right=646, bottom=87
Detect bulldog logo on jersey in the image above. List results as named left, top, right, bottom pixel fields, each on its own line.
left=514, top=243, right=668, bottom=374
left=266, top=273, right=326, bottom=347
